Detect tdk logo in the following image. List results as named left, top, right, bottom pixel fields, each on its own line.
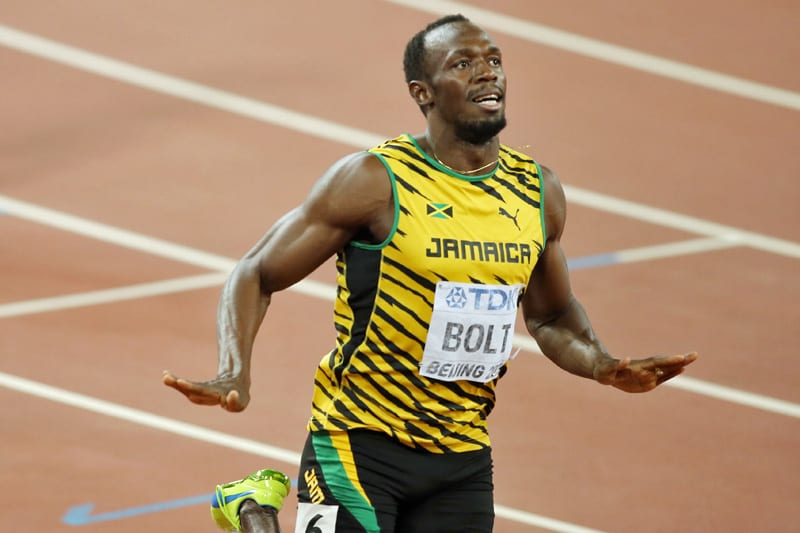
left=444, top=286, right=517, bottom=311
left=445, top=287, right=468, bottom=308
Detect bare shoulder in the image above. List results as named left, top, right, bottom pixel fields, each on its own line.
left=539, top=164, right=564, bottom=204
left=315, top=150, right=392, bottom=198
left=304, top=150, right=394, bottom=237
left=324, top=150, right=386, bottom=179
left=539, top=164, right=566, bottom=240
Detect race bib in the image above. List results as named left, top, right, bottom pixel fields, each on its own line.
left=420, top=281, right=522, bottom=383
left=294, top=502, right=338, bottom=533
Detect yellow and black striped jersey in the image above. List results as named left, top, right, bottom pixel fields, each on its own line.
left=307, top=134, right=546, bottom=453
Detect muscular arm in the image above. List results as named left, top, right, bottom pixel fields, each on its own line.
left=521, top=166, right=613, bottom=379
left=521, top=166, right=696, bottom=392
left=164, top=151, right=394, bottom=410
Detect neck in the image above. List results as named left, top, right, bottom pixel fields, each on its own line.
left=420, top=131, right=500, bottom=175
left=431, top=149, right=498, bottom=175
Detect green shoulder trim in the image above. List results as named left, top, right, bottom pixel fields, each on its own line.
left=533, top=160, right=547, bottom=248
left=350, top=151, right=399, bottom=251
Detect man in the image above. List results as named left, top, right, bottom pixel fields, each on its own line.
left=164, top=14, right=697, bottom=533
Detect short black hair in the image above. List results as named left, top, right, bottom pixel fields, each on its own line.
left=403, top=14, right=470, bottom=83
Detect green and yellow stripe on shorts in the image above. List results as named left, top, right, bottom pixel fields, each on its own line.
left=312, top=431, right=381, bottom=532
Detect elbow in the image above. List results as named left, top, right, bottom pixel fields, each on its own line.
left=228, top=257, right=271, bottom=296
left=526, top=295, right=577, bottom=336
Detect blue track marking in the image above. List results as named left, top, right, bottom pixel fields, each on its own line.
left=567, top=253, right=619, bottom=270
left=62, top=479, right=298, bottom=526
left=62, top=494, right=213, bottom=526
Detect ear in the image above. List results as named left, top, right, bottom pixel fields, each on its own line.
left=408, top=80, right=433, bottom=108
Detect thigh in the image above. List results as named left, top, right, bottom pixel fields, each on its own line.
left=295, top=430, right=494, bottom=533
left=295, top=431, right=392, bottom=533
left=395, top=450, right=494, bottom=533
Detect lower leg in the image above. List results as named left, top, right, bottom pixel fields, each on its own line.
left=239, top=500, right=282, bottom=533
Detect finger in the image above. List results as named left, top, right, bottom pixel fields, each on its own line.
left=671, top=352, right=698, bottom=366
left=656, top=366, right=686, bottom=384
left=652, top=353, right=698, bottom=370
left=162, top=372, right=205, bottom=394
left=656, top=360, right=694, bottom=373
left=672, top=352, right=698, bottom=363
left=162, top=371, right=178, bottom=387
left=683, top=352, right=699, bottom=364
left=169, top=378, right=220, bottom=396
left=186, top=392, right=223, bottom=406
left=164, top=376, right=200, bottom=396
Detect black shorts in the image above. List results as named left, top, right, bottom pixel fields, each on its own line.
left=294, top=430, right=494, bottom=533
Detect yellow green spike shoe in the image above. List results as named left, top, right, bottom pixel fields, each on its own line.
left=210, top=469, right=291, bottom=531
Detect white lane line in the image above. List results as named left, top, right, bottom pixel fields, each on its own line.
left=510, top=335, right=800, bottom=419
left=0, top=371, right=605, bottom=533
left=564, top=187, right=800, bottom=259
left=0, top=194, right=236, bottom=272
left=0, top=273, right=228, bottom=318
left=613, top=236, right=741, bottom=263
left=2, top=28, right=798, bottom=260
left=384, top=0, right=800, bottom=111
left=0, top=275, right=335, bottom=318
left=0, top=371, right=302, bottom=465
left=0, top=238, right=734, bottom=318
left=567, top=236, right=742, bottom=270
left=0, top=238, right=732, bottom=317
left=0, top=25, right=382, bottom=150
left=664, top=376, right=800, bottom=419
left=2, top=194, right=798, bottom=418
left=0, top=194, right=335, bottom=300
left=495, top=506, right=604, bottom=533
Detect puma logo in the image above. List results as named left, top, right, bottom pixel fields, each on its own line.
left=498, top=207, right=520, bottom=231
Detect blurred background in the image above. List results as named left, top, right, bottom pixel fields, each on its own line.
left=2, top=1, right=798, bottom=531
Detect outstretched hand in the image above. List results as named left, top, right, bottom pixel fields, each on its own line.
left=162, top=371, right=250, bottom=412
left=594, top=352, right=698, bottom=393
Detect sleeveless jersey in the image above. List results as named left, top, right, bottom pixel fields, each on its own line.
left=308, top=134, right=546, bottom=453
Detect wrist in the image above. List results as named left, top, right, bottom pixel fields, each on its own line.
left=217, top=357, right=251, bottom=382
left=592, top=354, right=618, bottom=384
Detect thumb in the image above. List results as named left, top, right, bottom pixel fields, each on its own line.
left=223, top=389, right=246, bottom=412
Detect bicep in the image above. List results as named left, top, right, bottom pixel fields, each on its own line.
left=522, top=164, right=573, bottom=328
left=521, top=238, right=573, bottom=329
left=243, top=152, right=390, bottom=294
left=246, top=205, right=352, bottom=294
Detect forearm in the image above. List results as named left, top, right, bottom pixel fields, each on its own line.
left=216, top=259, right=271, bottom=383
left=530, top=297, right=615, bottom=380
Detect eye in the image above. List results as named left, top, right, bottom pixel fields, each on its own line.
left=489, top=56, right=502, bottom=67
left=455, top=59, right=470, bottom=69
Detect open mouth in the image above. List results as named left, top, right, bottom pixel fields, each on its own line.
left=472, top=93, right=503, bottom=111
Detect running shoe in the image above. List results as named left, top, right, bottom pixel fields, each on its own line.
left=210, top=469, right=291, bottom=531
